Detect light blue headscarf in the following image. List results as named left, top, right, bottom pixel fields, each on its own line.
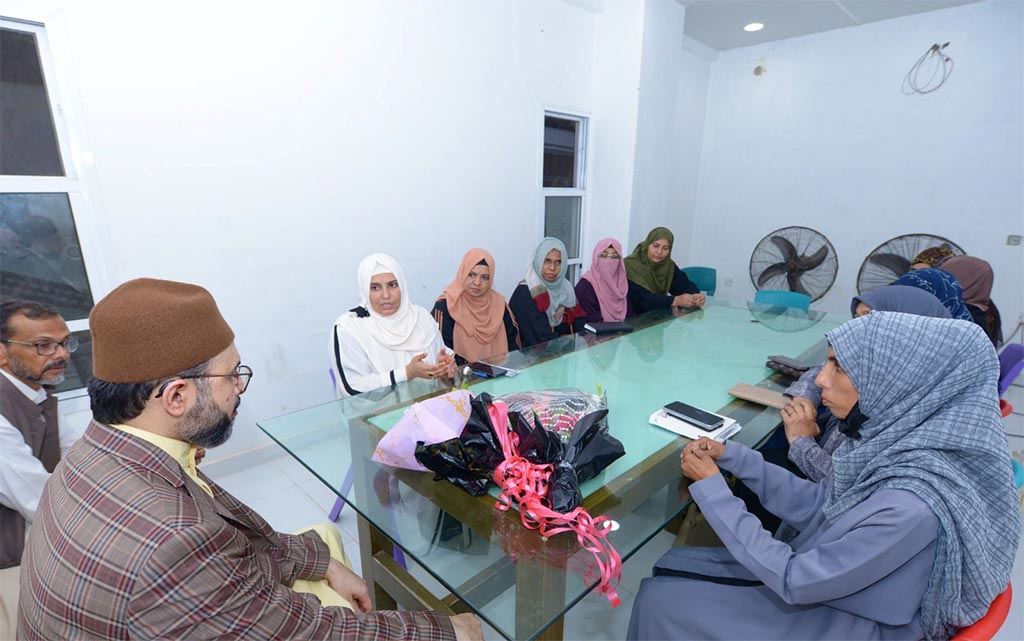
left=893, top=268, right=972, bottom=321
left=823, top=312, right=1019, bottom=641
left=850, top=285, right=952, bottom=319
left=523, top=237, right=577, bottom=328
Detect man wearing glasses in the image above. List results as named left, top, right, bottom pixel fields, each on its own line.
left=0, top=299, right=84, bottom=638
left=18, top=278, right=480, bottom=641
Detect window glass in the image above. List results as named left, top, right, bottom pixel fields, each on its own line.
left=542, top=116, right=578, bottom=188
left=0, top=28, right=64, bottom=176
left=544, top=196, right=581, bottom=260
left=1, top=193, right=94, bottom=320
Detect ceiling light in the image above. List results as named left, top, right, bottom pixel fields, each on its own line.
left=744, top=23, right=764, bottom=32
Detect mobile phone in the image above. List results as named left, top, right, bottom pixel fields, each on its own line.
left=468, top=362, right=507, bottom=378
left=766, top=355, right=810, bottom=371
left=663, top=401, right=724, bottom=431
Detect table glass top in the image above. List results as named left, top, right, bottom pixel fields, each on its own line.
left=257, top=298, right=845, bottom=639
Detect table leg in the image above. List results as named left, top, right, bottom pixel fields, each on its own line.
left=357, top=515, right=397, bottom=610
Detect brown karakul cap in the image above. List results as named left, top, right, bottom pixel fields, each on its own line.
left=90, top=278, right=235, bottom=383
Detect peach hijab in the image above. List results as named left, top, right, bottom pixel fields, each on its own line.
left=441, top=249, right=508, bottom=362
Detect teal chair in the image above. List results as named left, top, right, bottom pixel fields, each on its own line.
left=681, top=266, right=717, bottom=296
left=754, top=289, right=811, bottom=310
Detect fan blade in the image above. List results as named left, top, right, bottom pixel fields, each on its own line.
left=868, top=253, right=911, bottom=276
left=797, top=245, right=829, bottom=271
left=788, top=273, right=811, bottom=296
left=770, top=236, right=799, bottom=262
left=757, top=263, right=788, bottom=287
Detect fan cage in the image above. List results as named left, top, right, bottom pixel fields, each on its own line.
left=748, top=226, right=838, bottom=302
left=856, top=234, right=966, bottom=295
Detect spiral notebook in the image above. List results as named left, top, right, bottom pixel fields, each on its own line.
left=648, top=409, right=742, bottom=442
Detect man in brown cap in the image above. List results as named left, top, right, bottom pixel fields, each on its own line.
left=18, top=278, right=481, bottom=641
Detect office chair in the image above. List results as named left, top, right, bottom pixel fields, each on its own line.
left=753, top=289, right=811, bottom=310
left=950, top=583, right=1013, bottom=641
left=681, top=266, right=717, bottom=296
left=998, top=343, right=1023, bottom=397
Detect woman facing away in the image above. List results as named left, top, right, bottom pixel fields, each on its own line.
left=624, top=227, right=705, bottom=314
left=574, top=237, right=634, bottom=325
left=628, top=312, right=1019, bottom=641
left=508, top=237, right=586, bottom=348
left=332, top=253, right=454, bottom=397
left=432, top=248, right=521, bottom=365
left=935, top=255, right=1002, bottom=347
left=892, top=268, right=973, bottom=322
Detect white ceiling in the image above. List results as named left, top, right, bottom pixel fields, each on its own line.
left=681, top=0, right=984, bottom=51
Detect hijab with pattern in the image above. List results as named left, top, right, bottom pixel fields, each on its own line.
left=910, top=246, right=956, bottom=268
left=523, top=237, right=577, bottom=328
left=849, top=285, right=952, bottom=319
left=823, top=312, right=1019, bottom=641
left=441, top=249, right=508, bottom=362
left=355, top=253, right=439, bottom=352
left=936, top=256, right=994, bottom=311
left=624, top=227, right=676, bottom=295
left=581, top=238, right=629, bottom=322
left=892, top=268, right=972, bottom=321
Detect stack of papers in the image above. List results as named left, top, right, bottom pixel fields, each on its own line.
left=648, top=409, right=742, bottom=442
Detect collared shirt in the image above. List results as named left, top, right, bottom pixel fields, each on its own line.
left=110, top=423, right=213, bottom=496
left=0, top=369, right=80, bottom=524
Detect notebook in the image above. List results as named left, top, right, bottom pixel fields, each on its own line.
left=648, top=409, right=742, bottom=442
left=728, top=383, right=788, bottom=410
left=583, top=321, right=634, bottom=335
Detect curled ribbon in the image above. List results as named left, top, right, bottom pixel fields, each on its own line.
left=487, top=402, right=622, bottom=607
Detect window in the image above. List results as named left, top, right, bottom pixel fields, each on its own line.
left=0, top=20, right=102, bottom=394
left=541, top=112, right=587, bottom=282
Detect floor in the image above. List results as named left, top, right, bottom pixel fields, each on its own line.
left=212, top=384, right=1024, bottom=641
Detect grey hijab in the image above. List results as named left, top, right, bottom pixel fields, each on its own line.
left=849, top=285, right=952, bottom=319
left=823, top=312, right=1019, bottom=641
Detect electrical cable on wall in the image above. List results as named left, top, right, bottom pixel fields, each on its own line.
left=902, top=42, right=954, bottom=94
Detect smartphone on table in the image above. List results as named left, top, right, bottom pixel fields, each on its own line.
left=663, top=401, right=725, bottom=431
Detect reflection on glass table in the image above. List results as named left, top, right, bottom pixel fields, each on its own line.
left=258, top=298, right=845, bottom=640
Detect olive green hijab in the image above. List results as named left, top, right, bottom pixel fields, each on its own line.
left=624, top=227, right=676, bottom=295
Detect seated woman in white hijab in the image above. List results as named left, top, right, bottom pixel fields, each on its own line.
left=332, top=253, right=454, bottom=397
left=628, top=312, right=1019, bottom=641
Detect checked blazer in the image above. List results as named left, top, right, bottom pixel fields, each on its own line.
left=17, top=421, right=455, bottom=641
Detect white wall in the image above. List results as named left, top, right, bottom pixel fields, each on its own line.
left=690, top=0, right=1024, bottom=328
left=4, top=0, right=661, bottom=464
left=629, top=0, right=715, bottom=260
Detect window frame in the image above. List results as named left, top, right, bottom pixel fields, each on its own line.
left=538, top=108, right=590, bottom=283
left=1, top=13, right=114, bottom=402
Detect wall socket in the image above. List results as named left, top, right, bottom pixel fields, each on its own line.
left=1008, top=235, right=1022, bottom=246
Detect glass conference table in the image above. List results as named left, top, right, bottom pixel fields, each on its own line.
left=258, top=298, right=844, bottom=640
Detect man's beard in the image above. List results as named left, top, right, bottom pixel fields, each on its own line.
left=7, top=354, right=67, bottom=387
left=179, top=393, right=239, bottom=449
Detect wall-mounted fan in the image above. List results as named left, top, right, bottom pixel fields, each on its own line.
left=749, top=226, right=838, bottom=302
left=856, top=234, right=965, bottom=294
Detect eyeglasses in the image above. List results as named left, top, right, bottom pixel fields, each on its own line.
left=2, top=337, right=79, bottom=356
left=155, top=364, right=253, bottom=398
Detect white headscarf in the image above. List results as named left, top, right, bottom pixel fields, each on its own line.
left=356, top=253, right=438, bottom=352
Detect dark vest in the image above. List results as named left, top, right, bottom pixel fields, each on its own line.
left=0, top=374, right=60, bottom=568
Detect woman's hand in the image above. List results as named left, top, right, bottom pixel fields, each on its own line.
left=683, top=436, right=724, bottom=460
left=681, top=444, right=720, bottom=481
left=405, top=353, right=449, bottom=381
left=782, top=397, right=820, bottom=444
left=436, top=349, right=456, bottom=379
left=324, top=559, right=372, bottom=613
left=673, top=293, right=706, bottom=308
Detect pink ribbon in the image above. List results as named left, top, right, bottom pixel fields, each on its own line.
left=487, top=402, right=622, bottom=607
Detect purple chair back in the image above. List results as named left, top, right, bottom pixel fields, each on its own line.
left=998, top=343, right=1024, bottom=397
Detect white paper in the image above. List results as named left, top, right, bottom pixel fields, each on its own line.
left=648, top=409, right=742, bottom=442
